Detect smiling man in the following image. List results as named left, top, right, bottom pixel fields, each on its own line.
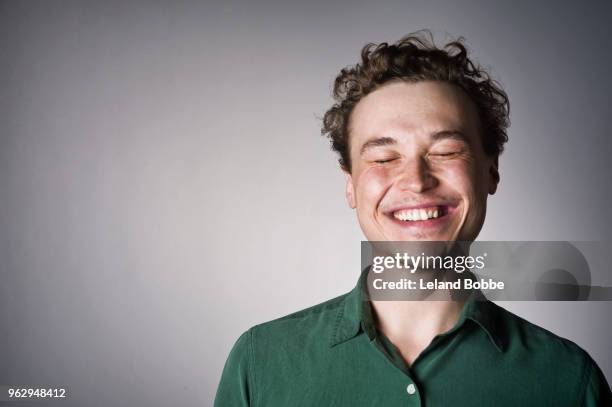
left=345, top=80, right=495, bottom=243
left=214, top=33, right=611, bottom=406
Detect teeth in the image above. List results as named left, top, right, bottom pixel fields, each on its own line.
left=393, top=206, right=443, bottom=222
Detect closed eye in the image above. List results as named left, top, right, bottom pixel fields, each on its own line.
left=374, top=158, right=398, bottom=164
left=429, top=151, right=461, bottom=158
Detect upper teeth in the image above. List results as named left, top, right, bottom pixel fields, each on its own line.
left=393, top=207, right=440, bottom=221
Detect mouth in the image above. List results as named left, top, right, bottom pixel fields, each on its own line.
left=385, top=204, right=457, bottom=229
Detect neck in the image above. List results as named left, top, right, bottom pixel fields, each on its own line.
left=370, top=298, right=464, bottom=366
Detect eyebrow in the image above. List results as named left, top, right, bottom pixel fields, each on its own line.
left=359, top=131, right=468, bottom=155
left=359, top=137, right=396, bottom=155
left=431, top=130, right=468, bottom=142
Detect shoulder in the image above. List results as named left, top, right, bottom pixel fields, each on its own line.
left=226, top=291, right=351, bottom=363
left=248, top=292, right=349, bottom=345
left=486, top=301, right=611, bottom=404
left=215, top=294, right=351, bottom=406
left=489, top=301, right=591, bottom=358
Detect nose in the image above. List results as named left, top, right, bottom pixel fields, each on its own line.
left=395, top=157, right=438, bottom=192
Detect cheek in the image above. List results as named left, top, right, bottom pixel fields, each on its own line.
left=439, top=162, right=488, bottom=220
left=355, top=167, right=392, bottom=207
left=437, top=157, right=484, bottom=194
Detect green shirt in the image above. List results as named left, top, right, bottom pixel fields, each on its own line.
left=215, top=272, right=611, bottom=406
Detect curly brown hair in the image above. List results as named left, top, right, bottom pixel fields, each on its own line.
left=321, top=31, right=510, bottom=172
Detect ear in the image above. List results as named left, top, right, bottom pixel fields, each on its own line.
left=345, top=171, right=356, bottom=209
left=488, top=156, right=500, bottom=195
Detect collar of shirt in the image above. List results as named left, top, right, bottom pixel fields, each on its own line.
left=329, top=268, right=505, bottom=352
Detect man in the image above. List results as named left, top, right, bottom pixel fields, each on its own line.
left=214, top=32, right=611, bottom=406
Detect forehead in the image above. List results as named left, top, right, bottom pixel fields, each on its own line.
left=349, top=81, right=481, bottom=145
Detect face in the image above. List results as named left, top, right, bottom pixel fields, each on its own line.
left=345, top=81, right=499, bottom=242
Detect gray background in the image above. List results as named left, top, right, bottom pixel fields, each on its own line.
left=1, top=0, right=611, bottom=406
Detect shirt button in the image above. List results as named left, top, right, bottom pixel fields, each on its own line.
left=406, top=383, right=416, bottom=395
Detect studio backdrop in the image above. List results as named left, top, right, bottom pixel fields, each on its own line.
left=1, top=1, right=611, bottom=406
